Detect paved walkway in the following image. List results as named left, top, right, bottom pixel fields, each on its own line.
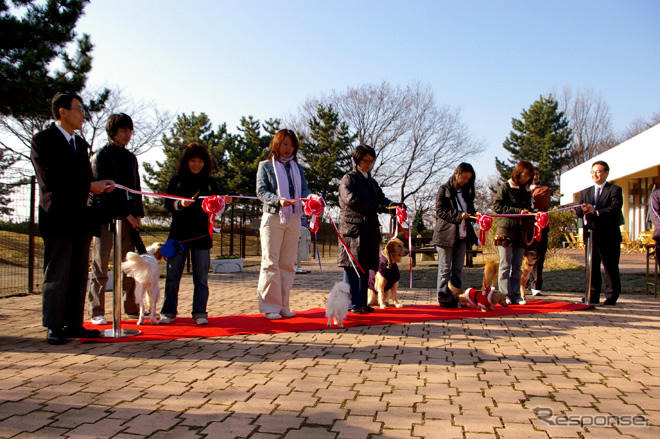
left=0, top=258, right=658, bottom=438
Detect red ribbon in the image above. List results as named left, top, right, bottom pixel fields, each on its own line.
left=395, top=206, right=410, bottom=239
left=527, top=212, right=549, bottom=246
left=476, top=214, right=493, bottom=245
left=201, top=195, right=226, bottom=238
left=303, top=197, right=324, bottom=234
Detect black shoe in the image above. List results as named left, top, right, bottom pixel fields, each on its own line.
left=350, top=307, right=366, bottom=314
left=581, top=297, right=600, bottom=305
left=46, top=329, right=67, bottom=345
left=362, top=305, right=375, bottom=313
left=602, top=299, right=617, bottom=306
left=64, top=327, right=101, bottom=338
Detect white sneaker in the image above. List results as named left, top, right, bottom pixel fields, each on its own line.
left=505, top=297, right=512, bottom=305
left=280, top=309, right=296, bottom=318
left=264, top=313, right=282, bottom=320
left=159, top=316, right=175, bottom=324
left=517, top=299, right=527, bottom=305
left=195, top=317, right=208, bottom=325
left=531, top=289, right=542, bottom=296
left=90, top=316, right=107, bottom=325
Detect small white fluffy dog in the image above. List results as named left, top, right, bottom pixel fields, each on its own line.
left=326, top=282, right=351, bottom=328
left=122, top=242, right=163, bottom=325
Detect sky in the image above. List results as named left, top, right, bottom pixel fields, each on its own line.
left=76, top=0, right=660, bottom=182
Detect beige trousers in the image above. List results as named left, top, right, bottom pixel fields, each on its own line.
left=257, top=212, right=301, bottom=314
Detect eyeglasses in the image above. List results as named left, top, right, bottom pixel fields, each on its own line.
left=70, top=105, right=86, bottom=115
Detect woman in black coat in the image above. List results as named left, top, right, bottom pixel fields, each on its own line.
left=160, top=143, right=225, bottom=325
left=431, top=162, right=478, bottom=293
left=493, top=160, right=534, bottom=305
left=338, top=145, right=399, bottom=314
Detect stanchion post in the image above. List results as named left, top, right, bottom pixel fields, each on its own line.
left=112, top=218, right=123, bottom=335
left=584, top=227, right=594, bottom=307
left=101, top=218, right=140, bottom=338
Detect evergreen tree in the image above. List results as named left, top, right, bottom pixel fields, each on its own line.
left=411, top=209, right=426, bottom=236
left=225, top=116, right=274, bottom=197
left=299, top=104, right=354, bottom=206
left=142, top=112, right=230, bottom=218
left=1, top=0, right=95, bottom=118
left=495, top=95, right=572, bottom=194
left=0, top=148, right=17, bottom=215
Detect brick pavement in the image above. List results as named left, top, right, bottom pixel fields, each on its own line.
left=0, top=257, right=658, bottom=438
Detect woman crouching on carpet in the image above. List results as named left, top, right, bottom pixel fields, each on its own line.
left=493, top=159, right=534, bottom=305
left=338, top=145, right=401, bottom=314
left=256, top=129, right=317, bottom=320
left=431, top=162, right=479, bottom=294
left=160, top=143, right=230, bottom=325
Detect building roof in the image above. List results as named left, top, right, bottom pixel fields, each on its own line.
left=560, top=123, right=660, bottom=204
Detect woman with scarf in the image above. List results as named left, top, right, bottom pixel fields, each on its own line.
left=256, top=129, right=316, bottom=319
left=431, top=162, right=478, bottom=295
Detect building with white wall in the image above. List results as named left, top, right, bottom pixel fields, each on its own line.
left=560, top=123, right=660, bottom=239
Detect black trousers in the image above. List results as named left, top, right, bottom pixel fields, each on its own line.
left=587, top=232, right=621, bottom=303
left=530, top=228, right=549, bottom=290
left=41, top=234, right=92, bottom=330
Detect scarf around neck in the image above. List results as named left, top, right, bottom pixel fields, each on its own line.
left=272, top=156, right=302, bottom=223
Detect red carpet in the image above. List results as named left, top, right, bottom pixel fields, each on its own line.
left=81, top=300, right=589, bottom=343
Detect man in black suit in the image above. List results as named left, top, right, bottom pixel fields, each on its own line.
left=576, top=160, right=623, bottom=305
left=30, top=92, right=115, bottom=344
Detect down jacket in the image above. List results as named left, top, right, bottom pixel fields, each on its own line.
left=337, top=168, right=393, bottom=270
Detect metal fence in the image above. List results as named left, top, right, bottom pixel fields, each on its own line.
left=0, top=170, right=42, bottom=297
left=0, top=172, right=339, bottom=298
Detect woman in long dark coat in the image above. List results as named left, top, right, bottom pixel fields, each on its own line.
left=431, top=162, right=478, bottom=293
left=338, top=145, right=398, bottom=314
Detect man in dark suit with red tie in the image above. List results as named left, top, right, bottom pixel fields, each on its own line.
left=30, top=92, right=115, bottom=344
left=576, top=161, right=623, bottom=305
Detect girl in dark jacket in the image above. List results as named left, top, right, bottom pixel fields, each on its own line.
left=160, top=143, right=227, bottom=325
left=493, top=160, right=534, bottom=305
left=338, top=145, right=398, bottom=314
left=431, top=162, right=478, bottom=292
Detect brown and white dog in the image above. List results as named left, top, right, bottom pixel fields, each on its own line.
left=121, top=242, right=164, bottom=325
left=482, top=250, right=538, bottom=301
left=367, top=237, right=409, bottom=309
left=448, top=282, right=508, bottom=311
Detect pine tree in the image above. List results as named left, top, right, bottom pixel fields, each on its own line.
left=411, top=209, right=426, bottom=236
left=299, top=104, right=354, bottom=206
left=495, top=95, right=572, bottom=193
left=1, top=0, right=95, bottom=119
left=142, top=112, right=230, bottom=218
left=225, top=116, right=274, bottom=197
left=0, top=148, right=18, bottom=215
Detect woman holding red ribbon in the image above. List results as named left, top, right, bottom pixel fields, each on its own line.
left=431, top=162, right=478, bottom=296
left=338, top=145, right=400, bottom=314
left=160, top=143, right=228, bottom=325
left=256, top=129, right=317, bottom=320
left=493, top=160, right=535, bottom=305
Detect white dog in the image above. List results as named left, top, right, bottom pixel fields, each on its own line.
left=325, top=282, right=351, bottom=328
left=121, top=242, right=163, bottom=325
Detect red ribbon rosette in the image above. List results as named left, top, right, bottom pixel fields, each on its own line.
left=477, top=214, right=493, bottom=245
left=201, top=195, right=226, bottom=238
left=395, top=206, right=409, bottom=239
left=528, top=211, right=550, bottom=245
left=303, top=196, right=324, bottom=233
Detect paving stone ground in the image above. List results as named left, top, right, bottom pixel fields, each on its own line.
left=0, top=256, right=658, bottom=438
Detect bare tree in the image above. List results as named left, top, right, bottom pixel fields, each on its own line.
left=0, top=87, right=171, bottom=172
left=81, top=86, right=172, bottom=155
left=297, top=81, right=481, bottom=204
left=558, top=87, right=616, bottom=168
left=474, top=176, right=500, bottom=214
left=620, top=111, right=660, bottom=142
